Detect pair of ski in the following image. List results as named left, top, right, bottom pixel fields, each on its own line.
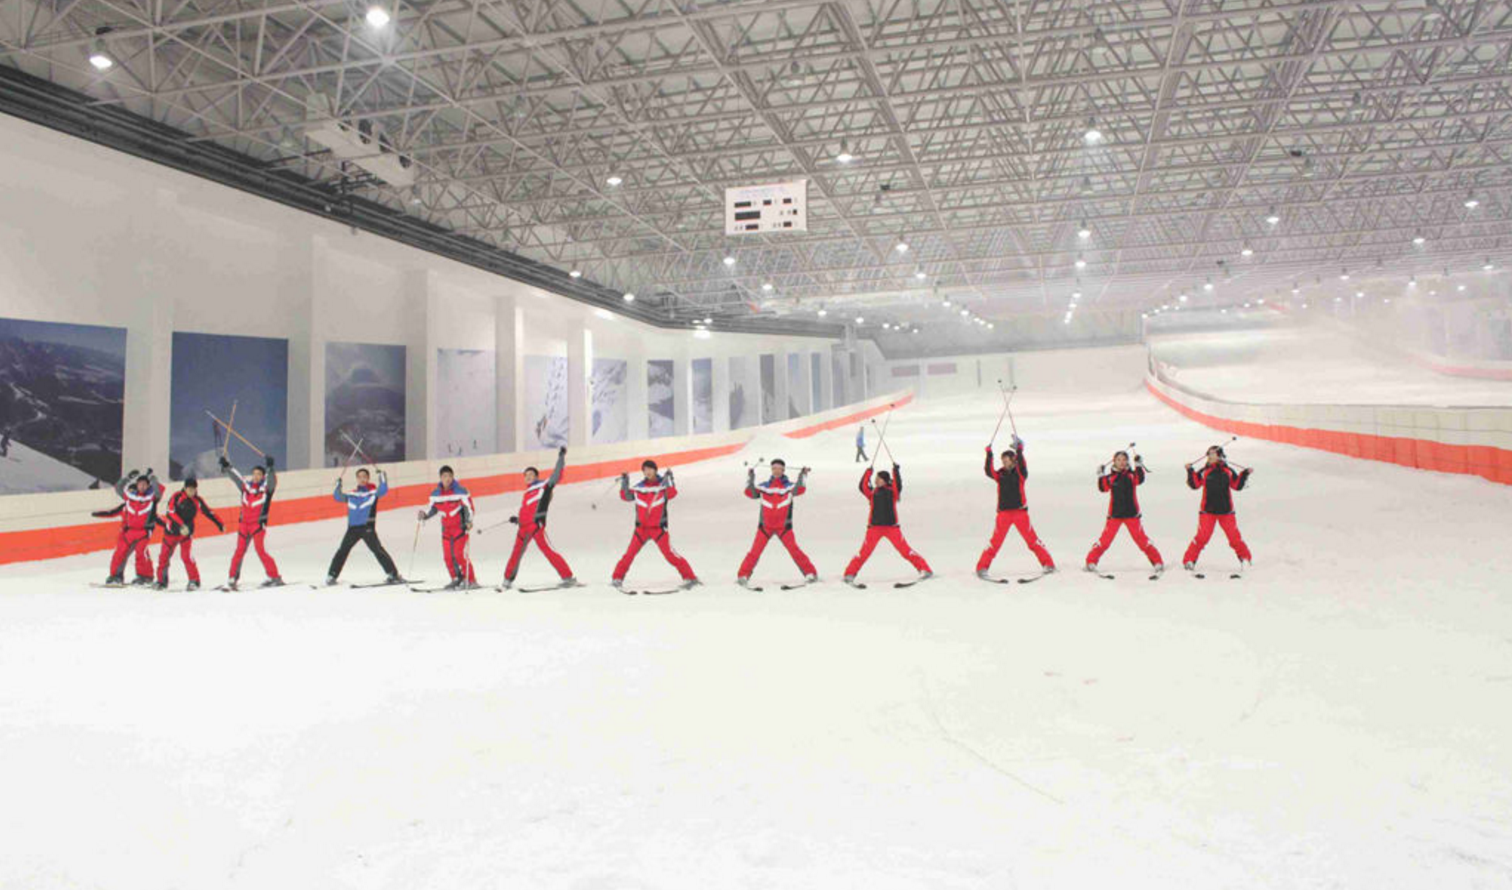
left=843, top=576, right=934, bottom=590
left=1191, top=570, right=1245, bottom=581
left=1085, top=568, right=1164, bottom=582
left=307, top=578, right=419, bottom=591
left=738, top=578, right=818, bottom=593
left=213, top=579, right=290, bottom=592
left=979, top=570, right=1056, bottom=585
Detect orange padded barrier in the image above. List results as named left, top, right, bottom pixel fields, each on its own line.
left=1147, top=380, right=1512, bottom=487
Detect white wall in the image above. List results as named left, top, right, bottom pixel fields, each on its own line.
left=883, top=345, right=1148, bottom=397
left=0, top=112, right=850, bottom=479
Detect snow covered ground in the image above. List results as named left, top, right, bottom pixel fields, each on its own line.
left=3, top=384, right=1511, bottom=889
left=1153, top=326, right=1512, bottom=406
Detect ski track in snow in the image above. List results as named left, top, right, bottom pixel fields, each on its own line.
left=2, top=387, right=1511, bottom=889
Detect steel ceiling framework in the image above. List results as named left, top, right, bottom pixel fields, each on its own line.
left=2, top=0, right=1511, bottom=336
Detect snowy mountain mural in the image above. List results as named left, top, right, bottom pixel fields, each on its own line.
left=437, top=348, right=496, bottom=457
left=647, top=359, right=675, bottom=437
left=0, top=317, right=125, bottom=492
left=591, top=358, right=628, bottom=444
left=524, top=354, right=569, bottom=449
left=325, top=341, right=406, bottom=465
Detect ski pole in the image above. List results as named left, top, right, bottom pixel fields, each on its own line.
left=589, top=475, right=621, bottom=511
left=407, top=518, right=422, bottom=579
left=474, top=517, right=515, bottom=535
left=1004, top=383, right=1020, bottom=438
left=223, top=400, right=238, bottom=459
left=337, top=436, right=365, bottom=482
left=988, top=379, right=1010, bottom=445
left=340, top=430, right=376, bottom=467
left=1124, top=441, right=1154, bottom=474
left=1186, top=435, right=1240, bottom=469
left=206, top=411, right=266, bottom=456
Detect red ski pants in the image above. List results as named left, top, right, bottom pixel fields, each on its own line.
left=504, top=525, right=573, bottom=581
left=157, top=534, right=200, bottom=584
left=1183, top=513, right=1252, bottom=565
left=737, top=528, right=816, bottom=579
left=844, top=526, right=931, bottom=578
left=109, top=529, right=153, bottom=579
left=613, top=528, right=695, bottom=582
left=1085, top=518, right=1163, bottom=567
left=229, top=527, right=280, bottom=580
left=976, top=509, right=1055, bottom=572
left=443, top=532, right=478, bottom=584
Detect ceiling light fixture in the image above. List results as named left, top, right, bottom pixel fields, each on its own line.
left=1413, top=233, right=1426, bottom=246
left=836, top=139, right=854, bottom=164
left=761, top=282, right=773, bottom=292
left=1074, top=254, right=1087, bottom=269
left=365, top=5, right=391, bottom=27
left=1241, top=246, right=1254, bottom=257
left=605, top=175, right=623, bottom=187
left=1464, top=194, right=1479, bottom=209
left=895, top=238, right=910, bottom=254
left=1083, top=117, right=1103, bottom=145
left=722, top=255, right=736, bottom=267
left=1077, top=222, right=1091, bottom=240
left=622, top=292, right=635, bottom=302
left=569, top=269, right=582, bottom=278
left=1265, top=208, right=1280, bottom=225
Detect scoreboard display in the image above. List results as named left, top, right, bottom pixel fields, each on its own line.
left=724, top=180, right=808, bottom=235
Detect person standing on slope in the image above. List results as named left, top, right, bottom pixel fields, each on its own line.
left=327, top=467, right=402, bottom=585
left=843, top=462, right=933, bottom=585
left=102, top=468, right=162, bottom=586
left=1084, top=450, right=1164, bottom=574
left=737, top=459, right=818, bottom=587
left=220, top=454, right=283, bottom=588
left=975, top=436, right=1056, bottom=578
left=1182, top=445, right=1254, bottom=571
left=500, top=446, right=578, bottom=590
left=418, top=465, right=477, bottom=590
left=156, top=477, right=223, bottom=590
left=611, top=460, right=699, bottom=590
left=855, top=426, right=868, bottom=462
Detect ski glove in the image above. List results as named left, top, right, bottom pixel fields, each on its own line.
left=508, top=516, right=519, bottom=525
left=416, top=510, right=428, bottom=521
left=218, top=456, right=231, bottom=470
left=265, top=455, right=275, bottom=468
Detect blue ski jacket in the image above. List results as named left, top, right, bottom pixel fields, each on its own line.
left=334, top=473, right=387, bottom=527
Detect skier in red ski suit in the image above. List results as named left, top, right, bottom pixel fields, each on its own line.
left=736, top=459, right=818, bottom=586
left=976, top=435, right=1056, bottom=576
left=500, top=447, right=577, bottom=589
left=220, top=454, right=282, bottom=588
left=103, top=469, right=162, bottom=585
left=1085, top=450, right=1164, bottom=573
left=419, top=465, right=477, bottom=589
left=1182, top=445, right=1254, bottom=570
left=156, top=477, right=223, bottom=590
left=611, top=460, right=698, bottom=589
left=843, top=463, right=932, bottom=584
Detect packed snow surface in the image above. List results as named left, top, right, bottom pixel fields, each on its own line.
left=3, top=386, right=1511, bottom=889
left=1152, top=326, right=1512, bottom=406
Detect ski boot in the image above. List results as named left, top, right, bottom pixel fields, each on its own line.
left=185, top=581, right=200, bottom=591
left=259, top=577, right=285, bottom=588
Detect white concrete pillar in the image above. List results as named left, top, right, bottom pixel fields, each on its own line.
left=672, top=352, right=691, bottom=436
left=494, top=292, right=522, bottom=453
left=283, top=233, right=318, bottom=471
left=120, top=188, right=176, bottom=476
left=567, top=322, right=591, bottom=449
left=711, top=355, right=731, bottom=434
left=405, top=268, right=430, bottom=461
left=628, top=354, right=649, bottom=441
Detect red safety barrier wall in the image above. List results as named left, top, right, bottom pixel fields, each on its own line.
left=783, top=392, right=913, bottom=438
left=1146, top=379, right=1512, bottom=486
left=0, top=393, right=910, bottom=565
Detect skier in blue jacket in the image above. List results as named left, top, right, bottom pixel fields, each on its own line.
left=326, top=467, right=401, bottom=585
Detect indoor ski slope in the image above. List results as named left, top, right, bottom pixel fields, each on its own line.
left=1152, top=326, right=1512, bottom=406
left=3, top=384, right=1511, bottom=890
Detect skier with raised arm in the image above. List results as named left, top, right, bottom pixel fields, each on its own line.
left=1182, top=445, right=1254, bottom=574
left=842, top=462, right=933, bottom=587
left=500, top=446, right=578, bottom=590
left=219, top=454, right=283, bottom=589
left=327, top=467, right=402, bottom=586
left=1084, top=450, right=1164, bottom=577
left=611, top=460, right=698, bottom=592
left=976, top=435, right=1056, bottom=580
left=101, top=468, right=162, bottom=586
left=736, top=459, right=818, bottom=589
